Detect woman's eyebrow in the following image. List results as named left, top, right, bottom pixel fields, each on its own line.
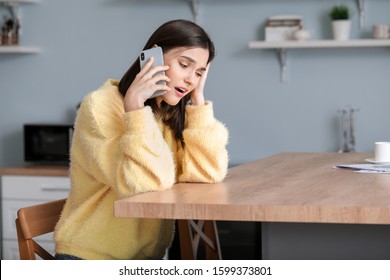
left=180, top=55, right=207, bottom=71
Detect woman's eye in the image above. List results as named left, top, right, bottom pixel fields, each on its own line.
left=179, top=63, right=188, bottom=68
left=196, top=72, right=202, bottom=77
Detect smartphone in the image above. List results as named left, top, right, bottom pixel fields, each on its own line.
left=139, top=47, right=167, bottom=99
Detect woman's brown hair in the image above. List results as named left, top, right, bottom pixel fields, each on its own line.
left=118, top=19, right=215, bottom=146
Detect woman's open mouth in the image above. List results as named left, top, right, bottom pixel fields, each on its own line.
left=175, top=87, right=187, bottom=97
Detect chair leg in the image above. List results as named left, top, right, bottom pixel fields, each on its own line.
left=204, top=220, right=222, bottom=260
left=178, top=220, right=195, bottom=259
left=177, top=219, right=222, bottom=260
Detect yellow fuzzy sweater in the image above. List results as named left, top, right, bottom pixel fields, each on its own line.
left=54, top=79, right=229, bottom=259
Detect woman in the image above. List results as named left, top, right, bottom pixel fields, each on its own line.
left=54, top=19, right=229, bottom=260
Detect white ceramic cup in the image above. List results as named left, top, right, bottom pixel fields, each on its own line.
left=293, top=29, right=311, bottom=41
left=372, top=24, right=390, bottom=39
left=374, top=142, right=390, bottom=162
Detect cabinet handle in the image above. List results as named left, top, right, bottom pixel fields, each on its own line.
left=41, top=187, right=70, bottom=192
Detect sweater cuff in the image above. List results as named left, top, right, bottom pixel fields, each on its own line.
left=186, top=101, right=215, bottom=128
left=123, top=106, right=157, bottom=133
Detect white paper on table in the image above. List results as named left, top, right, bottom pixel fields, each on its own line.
left=355, top=169, right=390, bottom=174
left=333, top=164, right=390, bottom=174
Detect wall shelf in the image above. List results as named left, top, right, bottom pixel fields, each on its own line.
left=0, top=0, right=40, bottom=54
left=0, top=45, right=40, bottom=53
left=0, top=0, right=39, bottom=3
left=249, top=39, right=390, bottom=49
left=249, top=39, right=390, bottom=82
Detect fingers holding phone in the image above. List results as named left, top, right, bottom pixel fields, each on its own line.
left=139, top=47, right=169, bottom=99
left=124, top=48, right=170, bottom=112
left=139, top=57, right=170, bottom=87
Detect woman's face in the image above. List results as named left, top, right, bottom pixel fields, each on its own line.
left=155, top=46, right=209, bottom=106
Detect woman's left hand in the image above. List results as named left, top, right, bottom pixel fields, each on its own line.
left=190, top=64, right=210, bottom=106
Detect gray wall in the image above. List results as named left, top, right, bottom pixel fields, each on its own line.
left=1, top=0, right=389, bottom=168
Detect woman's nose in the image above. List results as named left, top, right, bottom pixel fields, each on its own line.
left=184, top=72, right=196, bottom=86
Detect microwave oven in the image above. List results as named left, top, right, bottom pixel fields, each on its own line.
left=24, top=123, right=74, bottom=165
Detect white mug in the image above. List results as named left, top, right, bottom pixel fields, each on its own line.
left=372, top=24, right=390, bottom=39
left=374, top=142, right=390, bottom=162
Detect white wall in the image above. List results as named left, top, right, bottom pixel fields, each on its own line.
left=1, top=0, right=390, bottom=167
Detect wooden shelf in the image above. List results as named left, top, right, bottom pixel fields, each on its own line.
left=0, top=46, right=40, bottom=53
left=249, top=39, right=390, bottom=83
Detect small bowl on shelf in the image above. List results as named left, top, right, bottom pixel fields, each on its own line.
left=293, top=29, right=311, bottom=41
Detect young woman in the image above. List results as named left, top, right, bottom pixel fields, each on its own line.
left=54, top=19, right=229, bottom=260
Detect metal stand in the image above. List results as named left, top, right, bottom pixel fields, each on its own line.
left=357, top=0, right=365, bottom=29
left=190, top=0, right=201, bottom=24
left=277, top=49, right=288, bottom=83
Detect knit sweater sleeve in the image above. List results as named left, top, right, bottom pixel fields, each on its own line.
left=177, top=101, right=229, bottom=183
left=72, top=86, right=175, bottom=199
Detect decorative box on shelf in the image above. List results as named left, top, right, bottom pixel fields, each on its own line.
left=1, top=17, right=20, bottom=46
left=265, top=15, right=302, bottom=42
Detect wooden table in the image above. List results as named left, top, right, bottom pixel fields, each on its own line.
left=114, top=153, right=390, bottom=259
left=115, top=152, right=390, bottom=225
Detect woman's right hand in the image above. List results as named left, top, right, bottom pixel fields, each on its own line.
left=124, top=57, right=171, bottom=112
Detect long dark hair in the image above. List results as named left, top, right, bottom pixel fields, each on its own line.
left=118, top=19, right=215, bottom=146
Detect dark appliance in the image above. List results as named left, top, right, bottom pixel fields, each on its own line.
left=24, top=123, right=74, bottom=165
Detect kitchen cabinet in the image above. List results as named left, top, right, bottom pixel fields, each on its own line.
left=0, top=0, right=40, bottom=54
left=0, top=167, right=69, bottom=260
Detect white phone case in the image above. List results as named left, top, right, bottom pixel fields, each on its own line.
left=139, top=47, right=166, bottom=99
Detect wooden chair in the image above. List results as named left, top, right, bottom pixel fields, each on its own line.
left=177, top=220, right=222, bottom=260
left=15, top=198, right=66, bottom=260
left=15, top=198, right=220, bottom=260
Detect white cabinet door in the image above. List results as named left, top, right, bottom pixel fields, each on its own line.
left=2, top=200, right=56, bottom=241
left=2, top=175, right=70, bottom=200
left=1, top=175, right=70, bottom=260
left=2, top=239, right=55, bottom=260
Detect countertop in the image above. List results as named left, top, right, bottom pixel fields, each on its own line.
left=0, top=166, right=69, bottom=176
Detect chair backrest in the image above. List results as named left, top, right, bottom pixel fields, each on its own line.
left=15, top=198, right=66, bottom=260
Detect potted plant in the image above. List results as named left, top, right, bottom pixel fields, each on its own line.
left=329, top=5, right=351, bottom=41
